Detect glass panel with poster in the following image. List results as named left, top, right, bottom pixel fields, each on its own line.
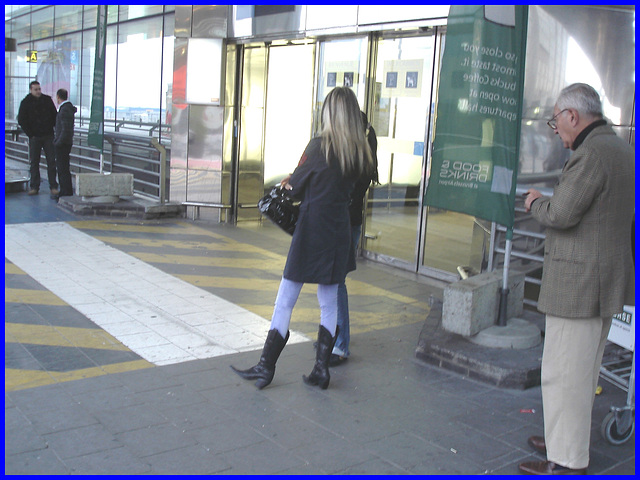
left=363, top=34, right=436, bottom=266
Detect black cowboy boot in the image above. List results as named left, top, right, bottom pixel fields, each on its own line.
left=230, top=329, right=289, bottom=389
left=303, top=325, right=338, bottom=389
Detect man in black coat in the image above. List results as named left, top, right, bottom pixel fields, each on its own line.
left=17, top=81, right=59, bottom=196
left=53, top=88, right=77, bottom=199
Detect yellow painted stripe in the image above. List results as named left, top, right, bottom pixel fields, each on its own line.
left=176, top=274, right=429, bottom=309
left=5, top=263, right=25, bottom=275
left=91, top=235, right=281, bottom=256
left=5, top=288, right=68, bottom=306
left=129, top=251, right=285, bottom=270
left=68, top=220, right=194, bottom=234
left=5, top=323, right=130, bottom=351
left=345, top=279, right=431, bottom=310
left=70, top=220, right=239, bottom=242
left=5, top=369, right=55, bottom=391
left=5, top=360, right=154, bottom=392
left=176, top=274, right=280, bottom=291
left=240, top=304, right=428, bottom=330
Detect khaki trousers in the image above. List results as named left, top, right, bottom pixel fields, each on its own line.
left=541, top=314, right=612, bottom=469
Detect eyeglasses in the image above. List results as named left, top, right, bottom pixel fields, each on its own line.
left=547, top=109, right=569, bottom=130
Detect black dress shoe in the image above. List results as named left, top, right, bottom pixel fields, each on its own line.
left=519, top=460, right=586, bottom=475
left=527, top=435, right=547, bottom=455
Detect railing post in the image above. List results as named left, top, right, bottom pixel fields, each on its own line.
left=151, top=138, right=167, bottom=204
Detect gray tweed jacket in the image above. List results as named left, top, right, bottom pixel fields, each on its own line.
left=530, top=124, right=635, bottom=318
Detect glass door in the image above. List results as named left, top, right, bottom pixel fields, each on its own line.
left=363, top=34, right=436, bottom=267
left=314, top=36, right=369, bottom=125
left=234, top=41, right=316, bottom=221
left=419, top=32, right=488, bottom=280
left=263, top=42, right=315, bottom=189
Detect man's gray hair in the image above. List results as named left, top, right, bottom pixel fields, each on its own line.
left=556, top=83, right=603, bottom=118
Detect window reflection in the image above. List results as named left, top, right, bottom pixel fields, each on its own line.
left=55, top=5, right=83, bottom=35
left=33, top=34, right=82, bottom=104
left=6, top=5, right=174, bottom=137
left=30, top=7, right=54, bottom=40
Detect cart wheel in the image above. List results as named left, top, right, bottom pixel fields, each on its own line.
left=601, top=411, right=635, bottom=445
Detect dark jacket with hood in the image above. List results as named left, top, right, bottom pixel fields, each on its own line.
left=54, top=101, right=77, bottom=146
left=17, top=93, right=57, bottom=138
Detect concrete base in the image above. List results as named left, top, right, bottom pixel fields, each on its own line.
left=468, top=318, right=542, bottom=349
left=82, top=195, right=120, bottom=203
left=415, top=300, right=543, bottom=389
left=442, top=269, right=525, bottom=336
left=75, top=173, right=134, bottom=197
left=57, top=195, right=184, bottom=219
left=5, top=177, right=29, bottom=193
left=5, top=167, right=29, bottom=193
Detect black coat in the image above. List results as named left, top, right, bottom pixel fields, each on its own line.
left=17, top=93, right=57, bottom=138
left=54, top=101, right=77, bottom=146
left=283, top=138, right=356, bottom=284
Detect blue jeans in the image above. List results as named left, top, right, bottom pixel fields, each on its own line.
left=269, top=277, right=338, bottom=339
left=333, top=224, right=362, bottom=357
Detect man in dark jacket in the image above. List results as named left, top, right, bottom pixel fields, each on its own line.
left=53, top=88, right=77, bottom=198
left=17, top=81, right=59, bottom=196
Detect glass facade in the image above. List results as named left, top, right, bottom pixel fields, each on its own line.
left=5, top=5, right=174, bottom=142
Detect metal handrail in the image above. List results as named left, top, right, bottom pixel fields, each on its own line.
left=5, top=120, right=170, bottom=201
left=489, top=177, right=561, bottom=309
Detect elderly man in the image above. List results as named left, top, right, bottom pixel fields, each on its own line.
left=519, top=83, right=635, bottom=475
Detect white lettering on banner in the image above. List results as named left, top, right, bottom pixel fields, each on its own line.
left=459, top=41, right=520, bottom=123
left=440, top=160, right=490, bottom=184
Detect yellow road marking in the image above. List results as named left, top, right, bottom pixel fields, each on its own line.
left=5, top=263, right=25, bottom=275
left=240, top=304, right=426, bottom=330
left=176, top=274, right=429, bottom=309
left=176, top=274, right=279, bottom=291
left=5, top=288, right=68, bottom=306
left=5, top=360, right=154, bottom=391
left=5, top=369, right=54, bottom=391
left=5, top=323, right=130, bottom=351
left=129, top=251, right=285, bottom=270
left=92, top=235, right=282, bottom=257
left=70, top=220, right=246, bottom=243
left=68, top=220, right=194, bottom=234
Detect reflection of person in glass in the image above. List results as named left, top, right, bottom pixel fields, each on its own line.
left=231, top=87, right=376, bottom=390
left=53, top=88, right=77, bottom=199
left=519, top=83, right=635, bottom=475
left=18, top=81, right=59, bottom=196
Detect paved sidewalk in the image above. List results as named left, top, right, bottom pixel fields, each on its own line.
left=5, top=318, right=634, bottom=475
left=4, top=165, right=635, bottom=475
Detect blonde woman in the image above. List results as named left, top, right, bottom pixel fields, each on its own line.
left=232, top=87, right=375, bottom=389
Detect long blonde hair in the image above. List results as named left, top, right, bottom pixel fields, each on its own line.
left=320, top=87, right=373, bottom=178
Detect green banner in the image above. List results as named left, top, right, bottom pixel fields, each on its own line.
left=88, top=5, right=108, bottom=150
left=424, top=5, right=528, bottom=228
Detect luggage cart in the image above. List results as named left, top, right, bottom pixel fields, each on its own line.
left=599, top=306, right=635, bottom=445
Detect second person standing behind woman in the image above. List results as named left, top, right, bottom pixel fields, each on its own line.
left=231, top=87, right=375, bottom=390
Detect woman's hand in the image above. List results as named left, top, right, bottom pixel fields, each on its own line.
left=281, top=174, right=293, bottom=190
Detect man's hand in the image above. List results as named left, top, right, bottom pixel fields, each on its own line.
left=524, top=188, right=542, bottom=212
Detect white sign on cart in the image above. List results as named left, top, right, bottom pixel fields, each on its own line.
left=608, top=305, right=635, bottom=351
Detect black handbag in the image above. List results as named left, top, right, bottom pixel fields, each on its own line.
left=258, top=185, right=299, bottom=235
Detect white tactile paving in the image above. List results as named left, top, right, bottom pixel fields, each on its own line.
left=4, top=222, right=308, bottom=366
